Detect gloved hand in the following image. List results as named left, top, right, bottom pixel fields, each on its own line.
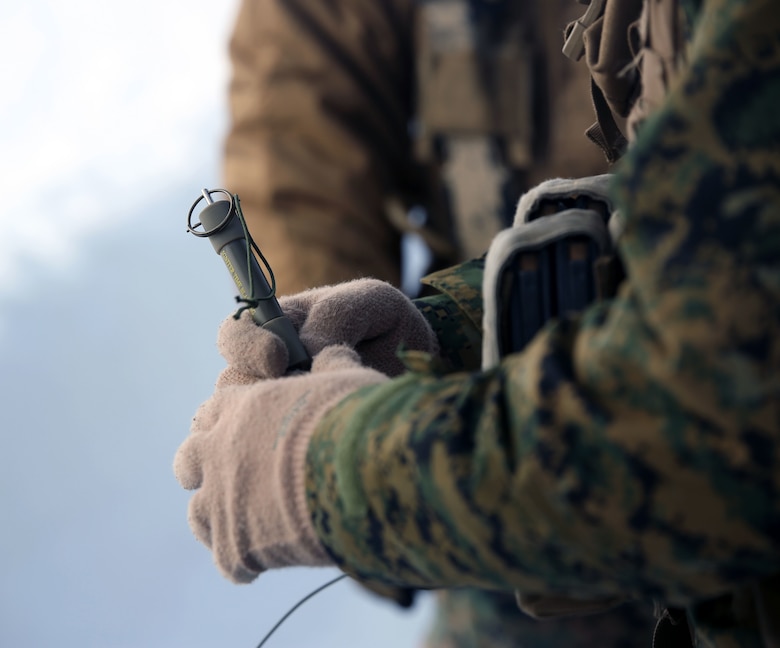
left=276, top=278, right=439, bottom=377
left=210, top=291, right=430, bottom=602
left=174, top=338, right=388, bottom=583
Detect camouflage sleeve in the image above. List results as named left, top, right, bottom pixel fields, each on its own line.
left=412, top=256, right=485, bottom=373
left=306, top=0, right=780, bottom=604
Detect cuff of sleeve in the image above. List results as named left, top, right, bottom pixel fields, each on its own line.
left=279, top=376, right=385, bottom=568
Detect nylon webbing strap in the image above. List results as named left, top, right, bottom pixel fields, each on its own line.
left=586, top=79, right=628, bottom=164
left=562, top=0, right=607, bottom=61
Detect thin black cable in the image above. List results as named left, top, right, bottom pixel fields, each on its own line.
left=255, top=574, right=347, bottom=648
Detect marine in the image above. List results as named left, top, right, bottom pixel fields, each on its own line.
left=175, top=0, right=780, bottom=645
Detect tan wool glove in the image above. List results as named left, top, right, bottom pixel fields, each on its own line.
left=278, top=278, right=439, bottom=377
left=174, top=342, right=387, bottom=583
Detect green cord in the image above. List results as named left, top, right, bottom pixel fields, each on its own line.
left=231, top=194, right=279, bottom=320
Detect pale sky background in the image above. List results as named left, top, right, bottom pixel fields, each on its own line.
left=0, top=2, right=229, bottom=308
left=0, top=2, right=435, bottom=646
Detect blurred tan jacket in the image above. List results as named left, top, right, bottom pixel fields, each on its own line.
left=224, top=0, right=606, bottom=295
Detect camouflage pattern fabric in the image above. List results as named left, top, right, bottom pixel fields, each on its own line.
left=305, top=0, right=780, bottom=645
left=415, top=259, right=658, bottom=646
left=413, top=257, right=486, bottom=373
left=425, top=589, right=654, bottom=648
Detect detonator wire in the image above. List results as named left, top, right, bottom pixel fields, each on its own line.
left=187, top=189, right=344, bottom=644
left=255, top=574, right=348, bottom=648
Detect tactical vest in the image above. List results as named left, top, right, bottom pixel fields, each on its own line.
left=408, top=0, right=608, bottom=263
left=561, top=0, right=687, bottom=162
left=482, top=174, right=622, bottom=367
left=414, top=0, right=535, bottom=169
left=479, top=1, right=689, bottom=352
left=406, top=0, right=536, bottom=263
left=482, top=3, right=780, bottom=645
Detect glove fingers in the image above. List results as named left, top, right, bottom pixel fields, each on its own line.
left=187, top=490, right=213, bottom=548
left=217, top=311, right=289, bottom=379
left=299, top=279, right=392, bottom=346
left=278, top=283, right=338, bottom=329
left=174, top=391, right=228, bottom=489
left=298, top=280, right=437, bottom=375
left=183, top=444, right=262, bottom=584
left=216, top=366, right=257, bottom=388
left=174, top=432, right=205, bottom=490
left=310, top=345, right=364, bottom=372
left=278, top=290, right=319, bottom=330
left=281, top=280, right=437, bottom=376
left=194, top=491, right=261, bottom=584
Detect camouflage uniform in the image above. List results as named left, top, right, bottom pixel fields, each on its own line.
left=227, top=1, right=641, bottom=645
left=425, top=588, right=654, bottom=648
left=304, top=0, right=780, bottom=645
left=420, top=259, right=658, bottom=646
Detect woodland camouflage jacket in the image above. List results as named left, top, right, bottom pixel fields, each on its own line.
left=304, top=0, right=780, bottom=645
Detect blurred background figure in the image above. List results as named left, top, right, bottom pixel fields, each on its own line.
left=221, top=1, right=656, bottom=646
left=224, top=0, right=608, bottom=296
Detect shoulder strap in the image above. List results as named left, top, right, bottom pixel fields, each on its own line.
left=563, top=0, right=643, bottom=163
left=586, top=78, right=629, bottom=164
left=627, top=0, right=686, bottom=137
